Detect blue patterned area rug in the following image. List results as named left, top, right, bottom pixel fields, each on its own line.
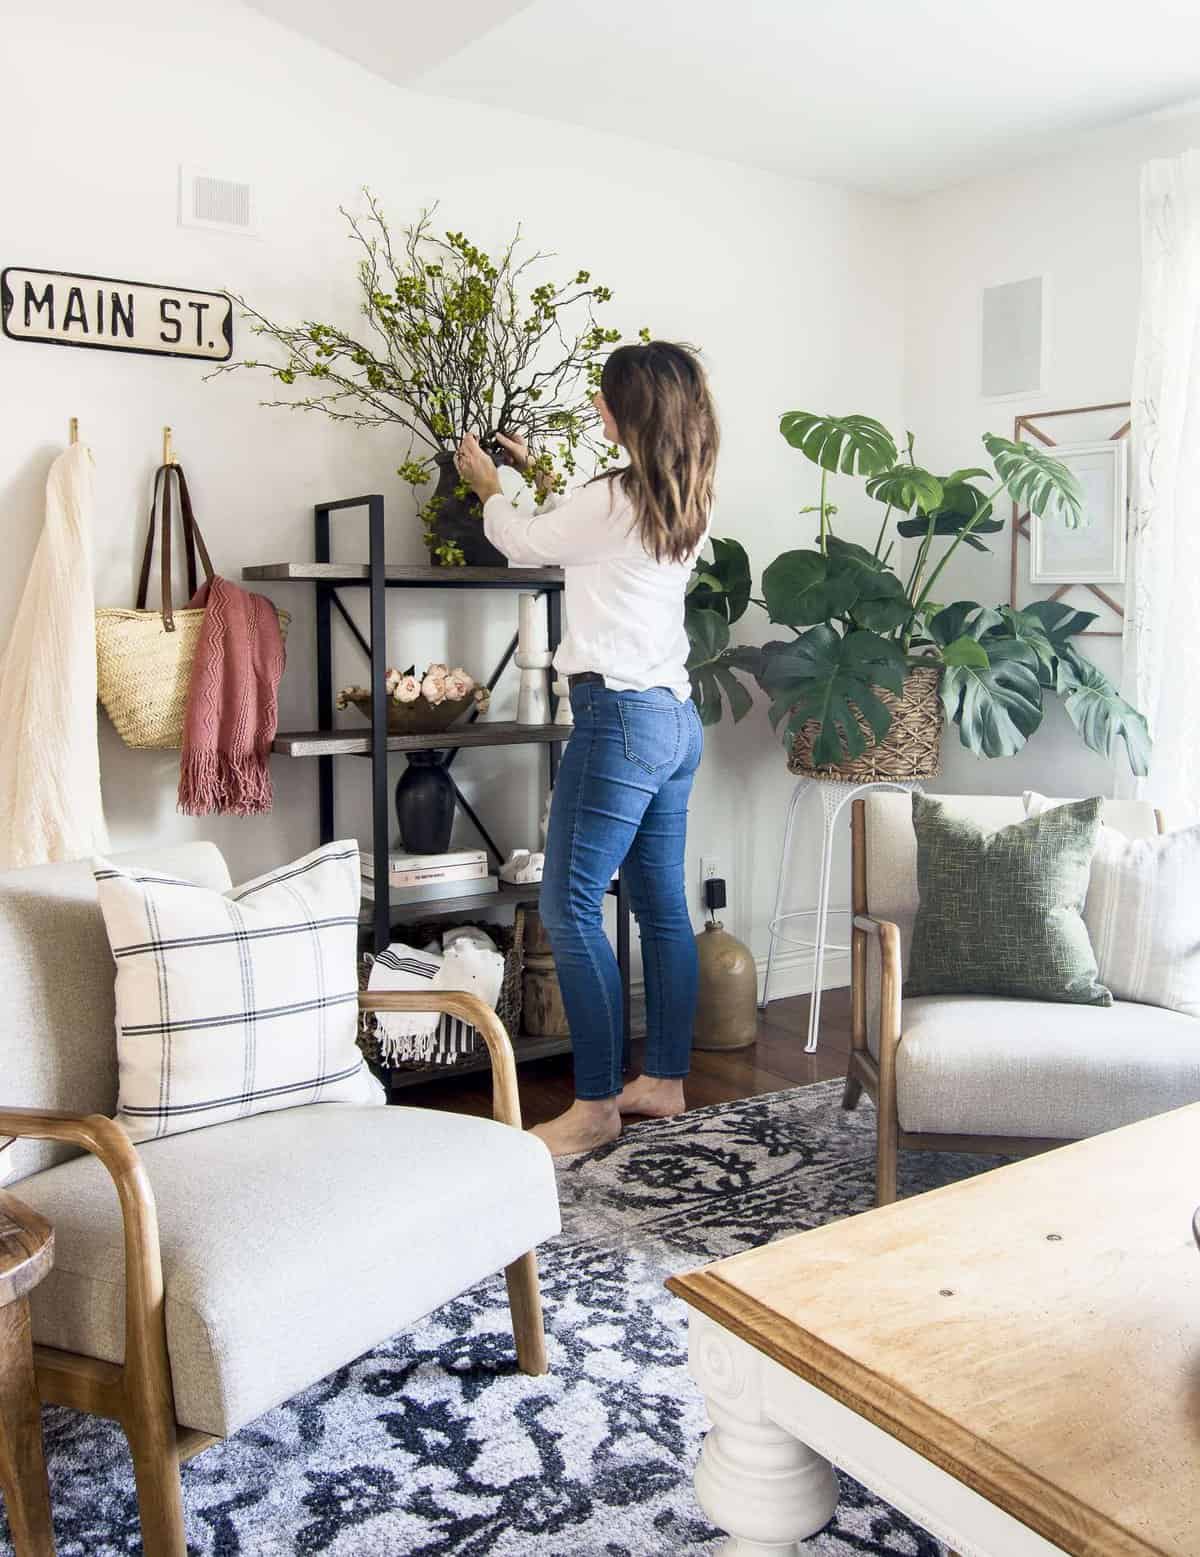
left=3, top=1080, right=1001, bottom=1557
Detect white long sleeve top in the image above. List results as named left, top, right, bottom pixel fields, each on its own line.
left=483, top=475, right=699, bottom=700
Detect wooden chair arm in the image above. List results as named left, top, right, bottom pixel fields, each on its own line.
left=849, top=915, right=903, bottom=1065
left=358, top=991, right=522, bottom=1130
left=0, top=1105, right=173, bottom=1426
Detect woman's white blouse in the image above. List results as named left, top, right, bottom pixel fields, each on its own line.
left=483, top=476, right=697, bottom=700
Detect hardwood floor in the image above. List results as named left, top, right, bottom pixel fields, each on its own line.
left=398, top=988, right=853, bottom=1126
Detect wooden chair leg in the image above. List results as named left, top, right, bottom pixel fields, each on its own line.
left=123, top=1410, right=186, bottom=1557
left=875, top=1115, right=898, bottom=1207
left=0, top=1300, right=56, bottom=1557
left=504, top=1251, right=548, bottom=1376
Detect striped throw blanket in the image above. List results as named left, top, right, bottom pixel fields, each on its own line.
left=367, top=931, right=505, bottom=1064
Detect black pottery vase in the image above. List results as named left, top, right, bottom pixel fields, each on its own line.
left=394, top=751, right=456, bottom=855
left=429, top=451, right=508, bottom=568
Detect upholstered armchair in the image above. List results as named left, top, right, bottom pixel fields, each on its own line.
left=844, top=794, right=1200, bottom=1204
left=0, top=844, right=559, bottom=1557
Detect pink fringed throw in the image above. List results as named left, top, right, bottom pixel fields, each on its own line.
left=178, top=577, right=285, bottom=816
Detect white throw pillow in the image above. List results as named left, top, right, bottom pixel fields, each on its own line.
left=1023, top=793, right=1200, bottom=1018
left=94, top=840, right=383, bottom=1143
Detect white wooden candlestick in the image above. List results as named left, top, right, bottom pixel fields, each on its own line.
left=516, top=593, right=552, bottom=725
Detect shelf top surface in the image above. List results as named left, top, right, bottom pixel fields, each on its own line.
left=275, top=722, right=567, bottom=757
left=243, top=562, right=563, bottom=589
left=360, top=879, right=541, bottom=922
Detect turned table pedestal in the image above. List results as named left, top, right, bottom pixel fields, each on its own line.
left=0, top=1189, right=55, bottom=1556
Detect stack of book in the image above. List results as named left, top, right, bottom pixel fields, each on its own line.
left=360, top=848, right=498, bottom=905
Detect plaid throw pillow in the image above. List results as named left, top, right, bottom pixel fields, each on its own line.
left=905, top=794, right=1111, bottom=1006
left=94, top=841, right=383, bottom=1143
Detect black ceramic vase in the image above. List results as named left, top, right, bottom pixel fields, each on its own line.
left=429, top=452, right=508, bottom=568
left=394, top=752, right=456, bottom=855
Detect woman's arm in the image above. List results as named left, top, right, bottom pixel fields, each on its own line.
left=482, top=481, right=628, bottom=566
left=456, top=433, right=629, bottom=566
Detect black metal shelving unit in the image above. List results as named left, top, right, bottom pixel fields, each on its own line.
left=243, top=493, right=633, bottom=1083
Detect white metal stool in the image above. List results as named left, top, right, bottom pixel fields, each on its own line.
left=760, top=777, right=921, bottom=1052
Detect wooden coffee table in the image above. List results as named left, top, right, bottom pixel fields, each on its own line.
left=0, top=1189, right=55, bottom=1556
left=668, top=1103, right=1200, bottom=1556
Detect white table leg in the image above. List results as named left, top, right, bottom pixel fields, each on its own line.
left=690, top=1312, right=838, bottom=1554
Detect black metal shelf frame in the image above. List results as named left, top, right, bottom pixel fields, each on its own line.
left=303, top=495, right=633, bottom=1051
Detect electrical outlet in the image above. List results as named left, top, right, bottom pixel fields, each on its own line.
left=700, top=856, right=721, bottom=894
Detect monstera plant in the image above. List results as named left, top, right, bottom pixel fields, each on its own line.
left=685, top=412, right=1151, bottom=775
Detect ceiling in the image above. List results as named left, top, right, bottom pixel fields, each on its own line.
left=246, top=0, right=1200, bottom=197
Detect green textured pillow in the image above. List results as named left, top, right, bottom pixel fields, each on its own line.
left=905, top=795, right=1112, bottom=1006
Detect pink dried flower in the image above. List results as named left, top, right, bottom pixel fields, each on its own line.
left=394, top=674, right=421, bottom=704
left=444, top=669, right=474, bottom=701
left=421, top=671, right=447, bottom=705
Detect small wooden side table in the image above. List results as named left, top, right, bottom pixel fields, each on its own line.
left=0, top=1189, right=55, bottom=1556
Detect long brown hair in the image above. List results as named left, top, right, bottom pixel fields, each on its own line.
left=596, top=341, right=718, bottom=564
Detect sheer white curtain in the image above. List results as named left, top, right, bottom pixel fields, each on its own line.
left=1125, top=150, right=1200, bottom=822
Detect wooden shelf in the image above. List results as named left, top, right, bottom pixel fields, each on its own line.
left=274, top=722, right=567, bottom=758
left=360, top=880, right=542, bottom=923
left=243, top=562, right=563, bottom=589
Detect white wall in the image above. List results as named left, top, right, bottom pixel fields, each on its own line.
left=0, top=0, right=907, bottom=989
left=904, top=105, right=1200, bottom=799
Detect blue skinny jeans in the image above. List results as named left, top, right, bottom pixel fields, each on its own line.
left=540, top=682, right=704, bottom=1101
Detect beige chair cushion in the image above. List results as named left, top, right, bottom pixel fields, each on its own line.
left=0, top=843, right=232, bottom=1183
left=15, top=1103, right=559, bottom=1437
left=893, top=995, right=1200, bottom=1138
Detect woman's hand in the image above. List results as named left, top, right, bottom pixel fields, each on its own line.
left=498, top=430, right=556, bottom=498
left=455, top=434, right=502, bottom=503
left=495, top=432, right=531, bottom=471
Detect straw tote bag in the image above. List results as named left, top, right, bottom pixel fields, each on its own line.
left=96, top=464, right=289, bottom=750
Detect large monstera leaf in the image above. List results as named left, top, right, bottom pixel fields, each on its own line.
left=758, top=625, right=907, bottom=767
left=983, top=434, right=1085, bottom=528
left=764, top=540, right=910, bottom=633
left=865, top=463, right=944, bottom=515
left=762, top=549, right=858, bottom=627
left=986, top=601, right=1097, bottom=687
left=1056, top=650, right=1152, bottom=776
left=687, top=536, right=752, bottom=625
left=822, top=537, right=911, bottom=632
left=929, top=604, right=1044, bottom=758
left=779, top=412, right=898, bottom=477
left=685, top=604, right=759, bottom=728
left=895, top=470, right=1004, bottom=551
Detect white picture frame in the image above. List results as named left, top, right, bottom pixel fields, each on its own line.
left=1029, top=438, right=1127, bottom=585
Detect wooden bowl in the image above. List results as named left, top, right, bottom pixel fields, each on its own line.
left=343, top=692, right=482, bottom=736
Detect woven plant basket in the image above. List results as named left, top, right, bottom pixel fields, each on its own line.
left=358, top=907, right=527, bottom=1072
left=788, top=666, right=943, bottom=783
left=96, top=607, right=290, bottom=750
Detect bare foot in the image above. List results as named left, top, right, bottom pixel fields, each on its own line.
left=530, top=1098, right=621, bottom=1157
left=616, top=1075, right=686, bottom=1119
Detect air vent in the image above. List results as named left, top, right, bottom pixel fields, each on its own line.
left=178, top=166, right=258, bottom=236
left=980, top=276, right=1047, bottom=400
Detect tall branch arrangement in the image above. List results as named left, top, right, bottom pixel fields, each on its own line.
left=213, top=191, right=647, bottom=562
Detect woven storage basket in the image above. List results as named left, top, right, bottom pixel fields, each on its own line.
left=358, top=907, right=527, bottom=1072
left=96, top=459, right=288, bottom=750
left=788, top=666, right=943, bottom=783
left=96, top=606, right=290, bottom=750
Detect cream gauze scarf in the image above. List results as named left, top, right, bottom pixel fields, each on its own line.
left=0, top=443, right=108, bottom=869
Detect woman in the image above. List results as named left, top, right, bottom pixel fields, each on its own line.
left=455, top=340, right=718, bottom=1156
